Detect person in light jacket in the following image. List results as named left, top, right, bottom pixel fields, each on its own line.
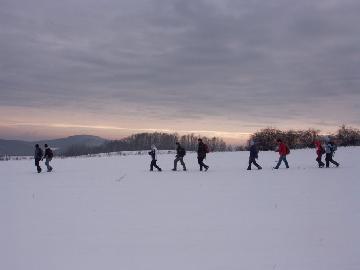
left=148, top=145, right=162, bottom=171
left=324, top=137, right=340, bottom=168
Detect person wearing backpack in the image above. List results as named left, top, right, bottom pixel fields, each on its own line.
left=148, top=144, right=162, bottom=171
left=324, top=137, right=340, bottom=168
left=172, top=142, right=187, bottom=171
left=197, top=138, right=209, bottom=171
left=34, top=144, right=43, bottom=173
left=315, top=140, right=325, bottom=168
left=247, top=140, right=262, bottom=170
left=273, top=139, right=290, bottom=169
left=43, top=144, right=53, bottom=172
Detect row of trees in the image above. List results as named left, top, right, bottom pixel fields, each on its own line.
left=248, top=125, right=360, bottom=151
left=249, top=128, right=320, bottom=151
left=62, top=126, right=360, bottom=157
left=336, top=125, right=360, bottom=146
left=63, top=133, right=228, bottom=157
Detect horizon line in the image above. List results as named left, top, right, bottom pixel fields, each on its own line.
left=0, top=122, right=354, bottom=143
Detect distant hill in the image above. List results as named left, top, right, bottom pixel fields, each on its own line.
left=0, top=140, right=34, bottom=156
left=62, top=133, right=228, bottom=156
left=0, top=135, right=108, bottom=156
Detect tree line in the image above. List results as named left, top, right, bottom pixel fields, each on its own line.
left=62, top=125, right=360, bottom=157
left=63, top=133, right=227, bottom=157
left=249, top=125, right=360, bottom=151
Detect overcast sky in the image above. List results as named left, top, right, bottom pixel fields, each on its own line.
left=1, top=0, right=360, bottom=142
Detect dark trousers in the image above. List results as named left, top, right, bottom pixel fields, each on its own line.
left=325, top=153, right=339, bottom=168
left=316, top=154, right=325, bottom=167
left=198, top=157, right=208, bottom=171
left=150, top=160, right=161, bottom=171
left=35, top=158, right=42, bottom=173
left=274, top=155, right=289, bottom=169
left=247, top=157, right=262, bottom=170
left=174, top=156, right=186, bottom=170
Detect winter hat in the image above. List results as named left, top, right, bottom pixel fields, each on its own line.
left=249, top=140, right=255, bottom=146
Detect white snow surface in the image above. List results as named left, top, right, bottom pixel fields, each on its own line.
left=1, top=148, right=360, bottom=270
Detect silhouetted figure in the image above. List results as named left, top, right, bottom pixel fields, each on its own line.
left=247, top=140, right=262, bottom=170
left=315, top=140, right=325, bottom=168
left=34, top=144, right=43, bottom=173
left=273, top=139, right=290, bottom=169
left=148, top=145, right=162, bottom=171
left=324, top=137, right=340, bottom=168
left=197, top=139, right=209, bottom=171
left=172, top=142, right=187, bottom=171
left=43, top=144, right=54, bottom=172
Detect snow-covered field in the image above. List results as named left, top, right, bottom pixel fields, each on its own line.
left=1, top=148, right=360, bottom=270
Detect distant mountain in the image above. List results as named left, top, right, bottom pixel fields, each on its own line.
left=0, top=140, right=34, bottom=156
left=0, top=135, right=108, bottom=156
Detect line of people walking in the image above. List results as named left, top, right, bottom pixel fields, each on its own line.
left=33, top=137, right=340, bottom=173
left=246, top=138, right=290, bottom=170
left=149, top=137, right=340, bottom=172
left=148, top=138, right=209, bottom=172
left=246, top=137, right=340, bottom=170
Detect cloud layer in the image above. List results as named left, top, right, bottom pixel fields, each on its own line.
left=1, top=0, right=360, bottom=140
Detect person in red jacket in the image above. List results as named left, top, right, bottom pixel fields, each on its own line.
left=273, top=139, right=290, bottom=169
left=315, top=140, right=325, bottom=168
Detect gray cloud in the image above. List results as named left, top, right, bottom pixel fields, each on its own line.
left=1, top=0, right=360, bottom=135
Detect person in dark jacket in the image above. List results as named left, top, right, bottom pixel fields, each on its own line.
left=43, top=144, right=53, bottom=172
left=273, top=139, right=290, bottom=169
left=197, top=138, right=209, bottom=171
left=324, top=137, right=340, bottom=168
left=34, top=144, right=43, bottom=173
left=315, top=140, right=325, bottom=168
left=148, top=145, right=162, bottom=171
left=247, top=140, right=262, bottom=170
left=172, top=142, right=187, bottom=171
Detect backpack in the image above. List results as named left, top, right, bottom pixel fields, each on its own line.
left=204, top=144, right=210, bottom=154
left=179, top=147, right=186, bottom=157
left=330, top=143, right=337, bottom=153
left=285, top=145, right=290, bottom=155
left=48, top=148, right=54, bottom=158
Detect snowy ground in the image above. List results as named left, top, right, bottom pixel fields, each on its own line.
left=1, top=148, right=360, bottom=270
